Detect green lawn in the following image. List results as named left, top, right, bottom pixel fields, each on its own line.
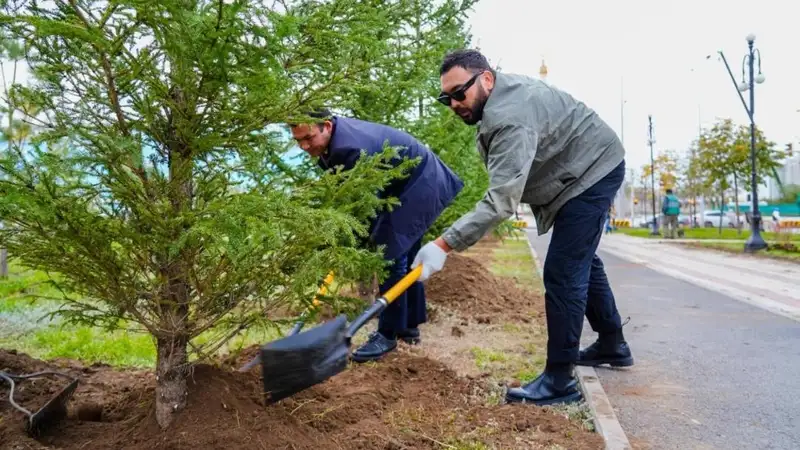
left=677, top=241, right=800, bottom=263
left=617, top=226, right=800, bottom=241
left=0, top=259, right=283, bottom=368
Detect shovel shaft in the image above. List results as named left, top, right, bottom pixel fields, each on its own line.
left=345, top=298, right=386, bottom=340
left=345, top=265, right=422, bottom=340
left=290, top=270, right=335, bottom=332
left=383, top=265, right=422, bottom=303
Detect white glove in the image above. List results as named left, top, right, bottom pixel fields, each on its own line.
left=412, top=241, right=449, bottom=282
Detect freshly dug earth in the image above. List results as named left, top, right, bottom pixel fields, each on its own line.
left=425, top=253, right=545, bottom=323
left=0, top=348, right=602, bottom=450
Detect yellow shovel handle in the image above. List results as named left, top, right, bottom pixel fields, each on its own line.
left=308, top=271, right=335, bottom=309
left=382, top=265, right=423, bottom=304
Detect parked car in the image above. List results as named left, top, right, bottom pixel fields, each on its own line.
left=697, top=211, right=736, bottom=228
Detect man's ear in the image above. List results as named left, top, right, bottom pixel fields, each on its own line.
left=481, top=70, right=495, bottom=90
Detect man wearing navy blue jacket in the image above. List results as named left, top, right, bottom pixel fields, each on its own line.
left=289, top=109, right=464, bottom=362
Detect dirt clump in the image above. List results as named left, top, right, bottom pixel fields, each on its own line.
left=1, top=348, right=602, bottom=450
left=425, top=253, right=545, bottom=323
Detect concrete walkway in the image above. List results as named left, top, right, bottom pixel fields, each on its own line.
left=601, top=234, right=800, bottom=322
left=527, top=231, right=800, bottom=450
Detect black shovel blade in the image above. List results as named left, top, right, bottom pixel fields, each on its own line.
left=260, top=314, right=350, bottom=404
left=26, top=378, right=79, bottom=436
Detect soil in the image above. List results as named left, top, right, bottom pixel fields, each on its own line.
left=425, top=253, right=546, bottom=324
left=1, top=348, right=602, bottom=450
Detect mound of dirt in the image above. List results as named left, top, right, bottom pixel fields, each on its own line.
left=425, top=253, right=545, bottom=323
left=1, top=348, right=602, bottom=450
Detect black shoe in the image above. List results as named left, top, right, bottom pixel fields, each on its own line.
left=351, top=331, right=397, bottom=363
left=577, top=323, right=634, bottom=367
left=505, top=365, right=582, bottom=406
left=397, top=328, right=421, bottom=345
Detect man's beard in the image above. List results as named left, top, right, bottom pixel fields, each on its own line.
left=455, top=85, right=489, bottom=126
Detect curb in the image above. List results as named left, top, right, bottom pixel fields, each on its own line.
left=523, top=234, right=633, bottom=450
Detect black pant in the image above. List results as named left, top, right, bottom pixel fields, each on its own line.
left=543, top=161, right=625, bottom=365
left=377, top=238, right=426, bottom=336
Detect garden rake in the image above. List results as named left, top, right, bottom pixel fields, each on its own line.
left=0, top=369, right=80, bottom=436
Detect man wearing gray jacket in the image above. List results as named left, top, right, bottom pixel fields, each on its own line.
left=411, top=49, right=634, bottom=406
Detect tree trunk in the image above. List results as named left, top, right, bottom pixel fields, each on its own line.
left=718, top=188, right=724, bottom=236
left=1, top=221, right=7, bottom=278
left=155, top=332, right=189, bottom=429
left=358, top=273, right=378, bottom=302
left=0, top=248, right=7, bottom=278
left=156, top=87, right=195, bottom=429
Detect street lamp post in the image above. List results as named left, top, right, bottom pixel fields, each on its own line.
left=717, top=34, right=767, bottom=252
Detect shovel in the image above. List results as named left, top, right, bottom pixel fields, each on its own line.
left=0, top=370, right=80, bottom=436
left=258, top=264, right=423, bottom=404
left=238, top=271, right=335, bottom=372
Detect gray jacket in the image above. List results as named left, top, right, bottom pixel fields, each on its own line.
left=442, top=72, right=625, bottom=251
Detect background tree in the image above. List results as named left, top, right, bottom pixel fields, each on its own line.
left=330, top=0, right=491, bottom=242
left=678, top=143, right=714, bottom=222
left=0, top=32, right=27, bottom=278
left=696, top=118, right=784, bottom=230
left=639, top=164, right=654, bottom=218
left=696, top=119, right=737, bottom=230
left=0, top=0, right=465, bottom=429
left=655, top=150, right=680, bottom=191
left=776, top=184, right=800, bottom=205
left=641, top=150, right=679, bottom=219
left=731, top=123, right=785, bottom=195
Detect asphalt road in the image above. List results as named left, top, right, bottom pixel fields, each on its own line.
left=527, top=229, right=800, bottom=450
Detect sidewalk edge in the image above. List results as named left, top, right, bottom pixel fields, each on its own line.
left=523, top=234, right=633, bottom=450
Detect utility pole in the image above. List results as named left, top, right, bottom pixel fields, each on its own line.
left=648, top=115, right=659, bottom=236
left=619, top=77, right=627, bottom=218
left=620, top=77, right=625, bottom=146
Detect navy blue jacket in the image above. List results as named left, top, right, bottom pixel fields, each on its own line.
left=317, top=116, right=464, bottom=260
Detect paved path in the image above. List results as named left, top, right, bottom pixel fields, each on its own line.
left=527, top=230, right=800, bottom=450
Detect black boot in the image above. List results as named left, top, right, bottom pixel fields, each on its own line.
left=351, top=331, right=397, bottom=363
left=505, top=363, right=582, bottom=406
left=397, top=328, right=421, bottom=345
left=577, top=326, right=634, bottom=367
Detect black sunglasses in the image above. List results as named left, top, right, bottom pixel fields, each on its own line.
left=436, top=71, right=483, bottom=106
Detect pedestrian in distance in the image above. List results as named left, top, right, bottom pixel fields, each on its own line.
left=411, top=49, right=634, bottom=406
left=288, top=109, right=464, bottom=363
left=661, top=188, right=681, bottom=239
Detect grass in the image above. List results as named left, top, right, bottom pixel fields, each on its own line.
left=677, top=241, right=800, bottom=263
left=482, top=235, right=542, bottom=294
left=616, top=226, right=800, bottom=241
left=0, top=258, right=287, bottom=367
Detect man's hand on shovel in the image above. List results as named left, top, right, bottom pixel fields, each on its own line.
left=412, top=237, right=451, bottom=282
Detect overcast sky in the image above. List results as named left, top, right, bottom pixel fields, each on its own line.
left=4, top=0, right=797, bottom=183
left=466, top=0, right=800, bottom=177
